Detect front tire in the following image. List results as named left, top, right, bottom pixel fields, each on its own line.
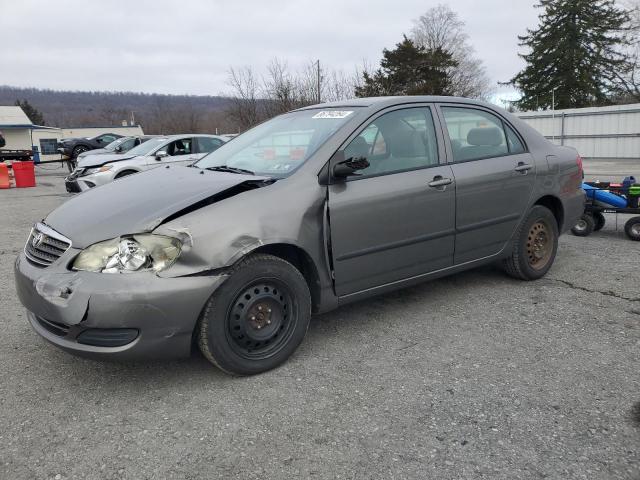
left=72, top=145, right=88, bottom=158
left=503, top=205, right=559, bottom=281
left=197, top=254, right=311, bottom=375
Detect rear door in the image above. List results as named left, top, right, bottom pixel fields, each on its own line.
left=328, top=105, right=456, bottom=296
left=437, top=105, right=536, bottom=264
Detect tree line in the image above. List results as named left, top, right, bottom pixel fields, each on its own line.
left=0, top=87, right=238, bottom=134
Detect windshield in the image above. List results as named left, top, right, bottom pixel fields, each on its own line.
left=104, top=137, right=130, bottom=152
left=194, top=108, right=360, bottom=177
left=125, top=137, right=168, bottom=157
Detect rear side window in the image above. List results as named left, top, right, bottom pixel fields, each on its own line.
left=505, top=124, right=525, bottom=154
left=197, top=137, right=224, bottom=153
left=442, top=107, right=509, bottom=162
left=342, top=107, right=439, bottom=177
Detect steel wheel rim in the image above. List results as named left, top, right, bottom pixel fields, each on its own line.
left=226, top=279, right=297, bottom=360
left=527, top=220, right=553, bottom=270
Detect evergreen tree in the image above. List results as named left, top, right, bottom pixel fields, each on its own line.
left=509, top=0, right=631, bottom=110
left=15, top=99, right=45, bottom=125
left=355, top=36, right=457, bottom=97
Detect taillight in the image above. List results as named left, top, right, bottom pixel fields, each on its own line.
left=576, top=154, right=584, bottom=178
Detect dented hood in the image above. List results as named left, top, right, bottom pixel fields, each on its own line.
left=77, top=152, right=136, bottom=168
left=46, top=166, right=269, bottom=248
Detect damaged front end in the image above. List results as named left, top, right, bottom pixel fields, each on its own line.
left=14, top=166, right=276, bottom=359
left=14, top=245, right=226, bottom=359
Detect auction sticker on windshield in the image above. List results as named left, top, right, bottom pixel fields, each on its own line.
left=312, top=111, right=353, bottom=119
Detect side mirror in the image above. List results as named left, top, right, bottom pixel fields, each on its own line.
left=155, top=150, right=168, bottom=160
left=115, top=146, right=123, bottom=153
left=333, top=156, right=370, bottom=179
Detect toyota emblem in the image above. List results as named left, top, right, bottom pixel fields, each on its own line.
left=31, top=232, right=45, bottom=248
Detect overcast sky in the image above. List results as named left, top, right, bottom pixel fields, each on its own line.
left=0, top=0, right=540, bottom=103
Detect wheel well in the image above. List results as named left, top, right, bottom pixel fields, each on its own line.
left=535, top=195, right=564, bottom=230
left=250, top=244, right=321, bottom=312
left=115, top=169, right=138, bottom=178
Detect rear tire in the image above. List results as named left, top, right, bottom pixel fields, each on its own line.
left=624, top=216, right=640, bottom=241
left=503, top=205, right=559, bottom=281
left=197, top=254, right=311, bottom=375
left=571, top=214, right=595, bottom=237
left=593, top=212, right=605, bottom=231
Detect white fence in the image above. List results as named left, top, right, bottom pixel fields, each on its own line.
left=518, top=103, right=640, bottom=160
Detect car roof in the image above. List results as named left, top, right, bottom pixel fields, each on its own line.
left=296, top=96, right=499, bottom=111
left=160, top=134, right=226, bottom=139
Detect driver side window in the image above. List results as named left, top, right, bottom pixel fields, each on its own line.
left=166, top=138, right=193, bottom=156
left=342, top=107, right=439, bottom=178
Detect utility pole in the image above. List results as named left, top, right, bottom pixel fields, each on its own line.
left=316, top=60, right=321, bottom=104
left=551, top=87, right=557, bottom=143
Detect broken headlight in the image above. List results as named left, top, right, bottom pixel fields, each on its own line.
left=81, top=165, right=113, bottom=176
left=72, top=235, right=181, bottom=273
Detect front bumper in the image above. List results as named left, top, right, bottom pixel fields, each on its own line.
left=14, top=251, right=225, bottom=360
left=65, top=169, right=116, bottom=193
left=64, top=177, right=94, bottom=193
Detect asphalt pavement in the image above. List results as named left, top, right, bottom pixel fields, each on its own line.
left=0, top=164, right=638, bottom=479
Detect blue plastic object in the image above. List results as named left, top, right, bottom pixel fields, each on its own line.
left=582, top=183, right=628, bottom=208
left=622, top=176, right=636, bottom=192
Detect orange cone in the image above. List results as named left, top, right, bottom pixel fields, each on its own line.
left=0, top=163, right=10, bottom=189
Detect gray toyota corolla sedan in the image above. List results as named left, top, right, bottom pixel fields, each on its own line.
left=15, top=96, right=584, bottom=375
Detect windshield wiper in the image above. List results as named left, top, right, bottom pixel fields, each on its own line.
left=205, top=165, right=255, bottom=175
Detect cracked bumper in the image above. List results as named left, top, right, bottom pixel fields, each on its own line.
left=14, top=252, right=225, bottom=360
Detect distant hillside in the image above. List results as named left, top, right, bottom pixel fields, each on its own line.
left=0, top=86, right=237, bottom=134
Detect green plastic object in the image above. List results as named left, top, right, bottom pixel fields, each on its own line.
left=630, top=185, right=640, bottom=196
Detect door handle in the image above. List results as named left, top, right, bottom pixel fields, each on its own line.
left=515, top=162, right=533, bottom=173
left=428, top=176, right=453, bottom=188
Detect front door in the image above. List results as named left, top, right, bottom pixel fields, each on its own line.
left=148, top=137, right=196, bottom=169
left=328, top=106, right=456, bottom=297
left=438, top=105, right=537, bottom=264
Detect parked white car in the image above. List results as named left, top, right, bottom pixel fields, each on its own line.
left=65, top=134, right=227, bottom=192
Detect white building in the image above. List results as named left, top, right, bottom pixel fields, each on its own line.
left=0, top=106, right=144, bottom=162
left=518, top=103, right=640, bottom=162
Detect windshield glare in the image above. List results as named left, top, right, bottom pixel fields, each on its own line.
left=195, top=108, right=360, bottom=177
left=125, top=138, right=168, bottom=157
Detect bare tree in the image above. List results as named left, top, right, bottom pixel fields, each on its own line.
left=227, top=66, right=261, bottom=130
left=410, top=4, right=492, bottom=99
left=226, top=58, right=364, bottom=131
left=262, top=58, right=306, bottom=117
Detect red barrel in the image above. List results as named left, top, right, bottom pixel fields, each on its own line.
left=13, top=161, right=36, bottom=188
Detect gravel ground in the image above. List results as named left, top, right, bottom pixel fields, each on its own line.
left=0, top=165, right=639, bottom=480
